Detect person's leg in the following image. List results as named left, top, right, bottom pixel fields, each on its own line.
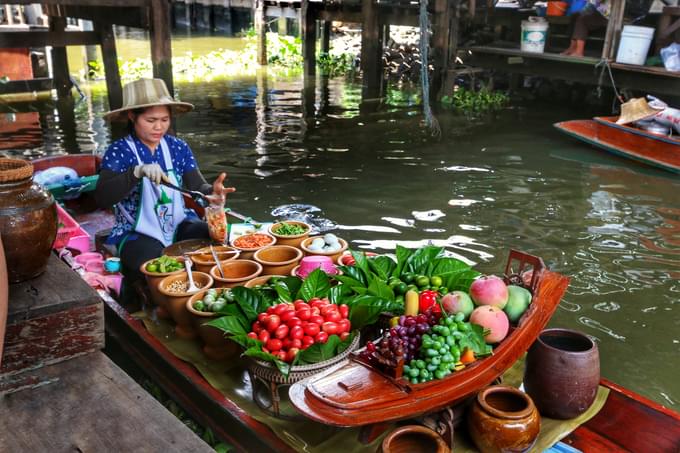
left=570, top=12, right=608, bottom=56
left=119, top=233, right=164, bottom=307
left=176, top=217, right=210, bottom=241
left=561, top=39, right=577, bottom=55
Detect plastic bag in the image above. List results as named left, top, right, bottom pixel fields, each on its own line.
left=205, top=205, right=228, bottom=244
left=34, top=166, right=78, bottom=186
left=661, top=43, right=680, bottom=72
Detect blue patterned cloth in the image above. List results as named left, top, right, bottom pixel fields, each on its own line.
left=101, top=134, right=200, bottom=247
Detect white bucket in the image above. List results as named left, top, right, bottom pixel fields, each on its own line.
left=615, top=25, right=655, bottom=66
left=521, top=17, right=549, bottom=54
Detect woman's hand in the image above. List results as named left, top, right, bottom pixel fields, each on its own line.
left=206, top=172, right=236, bottom=206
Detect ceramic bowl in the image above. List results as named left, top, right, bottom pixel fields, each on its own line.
left=74, top=252, right=104, bottom=266
left=210, top=259, right=263, bottom=288
left=190, top=245, right=240, bottom=274
left=158, top=271, right=213, bottom=339
left=300, top=236, right=348, bottom=263
left=186, top=290, right=240, bottom=361
left=253, top=245, right=303, bottom=276
left=231, top=233, right=277, bottom=260
left=381, top=425, right=450, bottom=453
left=139, top=256, right=186, bottom=318
left=268, top=221, right=311, bottom=248
left=162, top=238, right=213, bottom=256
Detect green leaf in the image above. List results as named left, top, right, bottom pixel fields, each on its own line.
left=329, top=284, right=353, bottom=304
left=351, top=250, right=373, bottom=283
left=431, top=257, right=481, bottom=292
left=206, top=315, right=248, bottom=336
left=340, top=265, right=367, bottom=286
left=296, top=334, right=341, bottom=364
left=459, top=323, right=493, bottom=356
left=393, top=245, right=413, bottom=278
left=345, top=295, right=403, bottom=329
left=273, top=276, right=303, bottom=301
left=299, top=268, right=331, bottom=300
left=368, top=255, right=396, bottom=281
left=243, top=347, right=290, bottom=376
left=229, top=333, right=261, bottom=350
left=406, top=246, right=444, bottom=276
left=333, top=273, right=365, bottom=288
left=230, top=286, right=262, bottom=324
left=350, top=286, right=368, bottom=295
left=367, top=278, right=395, bottom=301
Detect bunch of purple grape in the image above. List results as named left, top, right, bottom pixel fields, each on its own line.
left=360, top=336, right=405, bottom=368
left=390, top=313, right=440, bottom=362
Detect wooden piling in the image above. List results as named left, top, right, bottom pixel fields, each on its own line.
left=320, top=21, right=330, bottom=54
left=255, top=0, right=267, bottom=65
left=150, top=0, right=174, bottom=94
left=360, top=0, right=383, bottom=100
left=49, top=15, right=72, bottom=99
left=602, top=0, right=625, bottom=60
left=97, top=21, right=123, bottom=111
left=432, top=0, right=452, bottom=99
left=301, top=0, right=316, bottom=76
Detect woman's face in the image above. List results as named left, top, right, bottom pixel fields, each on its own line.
left=129, top=105, right=171, bottom=148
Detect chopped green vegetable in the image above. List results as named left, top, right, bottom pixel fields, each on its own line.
left=273, top=222, right=308, bottom=236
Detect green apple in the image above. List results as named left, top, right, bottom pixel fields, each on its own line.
left=503, top=285, right=532, bottom=322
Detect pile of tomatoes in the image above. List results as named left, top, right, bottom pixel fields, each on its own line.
left=247, top=298, right=352, bottom=363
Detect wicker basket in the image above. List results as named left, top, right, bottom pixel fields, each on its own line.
left=0, top=158, right=33, bottom=183
left=247, top=333, right=360, bottom=419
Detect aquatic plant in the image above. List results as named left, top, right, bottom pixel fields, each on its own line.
left=440, top=87, right=509, bottom=113
left=318, top=52, right=356, bottom=77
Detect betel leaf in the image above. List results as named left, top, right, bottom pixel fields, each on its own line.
left=339, top=265, right=367, bottom=286
left=351, top=250, right=373, bottom=283
left=230, top=286, right=262, bottom=324
left=459, top=323, right=493, bottom=356
left=367, top=278, right=395, bottom=301
left=329, top=284, right=353, bottom=304
left=368, top=255, right=396, bottom=281
left=333, top=272, right=365, bottom=289
left=295, top=334, right=342, bottom=364
left=431, top=257, right=481, bottom=292
left=229, top=333, right=261, bottom=350
left=206, top=315, right=249, bottom=336
left=274, top=276, right=303, bottom=301
left=406, top=246, right=444, bottom=276
left=393, top=245, right=413, bottom=278
left=299, top=268, right=331, bottom=301
left=444, top=268, right=480, bottom=292
left=345, top=295, right=403, bottom=329
left=215, top=303, right=247, bottom=319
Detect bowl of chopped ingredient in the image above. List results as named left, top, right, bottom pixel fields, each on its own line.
left=210, top=259, right=263, bottom=288
left=254, top=245, right=303, bottom=276
left=140, top=255, right=186, bottom=317
left=231, top=233, right=277, bottom=259
left=158, top=271, right=213, bottom=339
left=190, top=245, right=240, bottom=274
left=300, top=233, right=348, bottom=263
left=186, top=288, right=240, bottom=361
left=268, top=221, right=311, bottom=248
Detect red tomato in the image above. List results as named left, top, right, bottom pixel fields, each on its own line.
left=266, top=306, right=275, bottom=315
left=342, top=255, right=356, bottom=266
left=339, top=331, right=350, bottom=341
left=281, top=338, right=292, bottom=349
left=419, top=290, right=438, bottom=313
left=273, top=304, right=290, bottom=315
left=291, top=339, right=302, bottom=349
left=275, top=350, right=287, bottom=361
left=257, top=312, right=267, bottom=323
left=289, top=325, right=305, bottom=340
left=265, top=314, right=281, bottom=332
left=301, top=335, right=315, bottom=348
left=338, top=304, right=349, bottom=319
left=286, top=348, right=300, bottom=362
left=262, top=347, right=269, bottom=353
left=322, top=322, right=340, bottom=335
left=311, top=299, right=327, bottom=309
left=280, top=310, right=297, bottom=323
left=325, top=311, right=342, bottom=323
left=247, top=332, right=258, bottom=340
left=303, top=323, right=320, bottom=337
left=320, top=305, right=337, bottom=316
left=293, top=299, right=308, bottom=310
left=315, top=331, right=329, bottom=344
left=286, top=317, right=302, bottom=327
left=252, top=321, right=263, bottom=333
left=338, top=319, right=351, bottom=334
left=309, top=315, right=325, bottom=325
left=310, top=306, right=321, bottom=316
left=275, top=324, right=289, bottom=339
left=308, top=297, right=322, bottom=305
left=266, top=338, right=283, bottom=352
left=296, top=308, right=311, bottom=321
left=258, top=330, right=270, bottom=343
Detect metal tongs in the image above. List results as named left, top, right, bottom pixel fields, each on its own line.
left=210, top=245, right=225, bottom=278
left=161, top=180, right=210, bottom=208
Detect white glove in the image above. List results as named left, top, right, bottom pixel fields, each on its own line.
left=133, top=164, right=166, bottom=185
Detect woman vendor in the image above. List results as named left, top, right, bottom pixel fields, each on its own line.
left=95, top=78, right=235, bottom=301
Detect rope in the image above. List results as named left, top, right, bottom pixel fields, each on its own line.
left=595, top=58, right=625, bottom=110
left=419, top=0, right=441, bottom=138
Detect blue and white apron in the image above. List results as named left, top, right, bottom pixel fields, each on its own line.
left=121, top=135, right=187, bottom=247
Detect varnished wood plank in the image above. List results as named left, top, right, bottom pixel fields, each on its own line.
left=0, top=353, right=214, bottom=453
left=97, top=21, right=123, bottom=111
left=0, top=77, right=52, bottom=94
left=48, top=16, right=72, bottom=98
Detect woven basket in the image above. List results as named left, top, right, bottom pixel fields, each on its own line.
left=0, top=158, right=33, bottom=183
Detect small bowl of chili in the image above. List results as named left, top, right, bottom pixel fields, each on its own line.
left=231, top=233, right=277, bottom=259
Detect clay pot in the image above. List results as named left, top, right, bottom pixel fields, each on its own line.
left=0, top=158, right=57, bottom=282
left=381, top=425, right=450, bottom=453
left=162, top=238, right=213, bottom=256
left=524, top=328, right=600, bottom=419
left=139, top=256, right=186, bottom=319
left=190, top=245, right=240, bottom=274
left=231, top=233, right=276, bottom=260
left=300, top=236, right=348, bottom=263
left=186, top=290, right=240, bottom=361
left=253, top=245, right=303, bottom=276
left=210, top=259, right=263, bottom=288
left=0, top=233, right=8, bottom=367
left=268, top=221, right=311, bottom=248
left=467, top=385, right=541, bottom=453
left=158, top=271, right=213, bottom=339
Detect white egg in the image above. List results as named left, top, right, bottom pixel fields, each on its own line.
left=308, top=243, right=323, bottom=251
left=325, top=243, right=340, bottom=252
left=311, top=238, right=325, bottom=248
left=324, top=233, right=338, bottom=244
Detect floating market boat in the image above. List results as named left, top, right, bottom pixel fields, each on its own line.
left=554, top=116, right=680, bottom=174
left=32, top=153, right=680, bottom=453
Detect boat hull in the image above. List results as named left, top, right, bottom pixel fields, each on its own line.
left=554, top=117, right=680, bottom=174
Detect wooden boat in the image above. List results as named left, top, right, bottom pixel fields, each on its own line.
left=31, top=154, right=680, bottom=452
left=554, top=116, right=680, bottom=174
left=288, top=253, right=570, bottom=427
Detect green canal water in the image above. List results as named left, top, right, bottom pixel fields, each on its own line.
left=2, top=34, right=679, bottom=414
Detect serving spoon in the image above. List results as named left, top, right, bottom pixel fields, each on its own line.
left=184, top=256, right=199, bottom=292
left=210, top=245, right=225, bottom=278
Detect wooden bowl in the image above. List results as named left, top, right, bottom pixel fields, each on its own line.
left=190, top=245, right=240, bottom=274
left=381, top=425, right=450, bottom=453
left=300, top=236, right=348, bottom=263
left=210, top=259, right=263, bottom=288
left=268, top=221, right=311, bottom=248
left=231, top=233, right=277, bottom=259
left=158, top=271, right=213, bottom=339
left=139, top=256, right=186, bottom=318
left=186, top=290, right=240, bottom=361
left=253, top=245, right=303, bottom=276
left=244, top=274, right=286, bottom=288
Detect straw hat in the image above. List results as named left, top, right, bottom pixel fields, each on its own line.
left=616, top=98, right=662, bottom=125
left=103, top=78, right=194, bottom=122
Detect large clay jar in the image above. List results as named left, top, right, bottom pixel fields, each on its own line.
left=0, top=233, right=8, bottom=367
left=467, top=385, right=541, bottom=453
left=0, top=158, right=57, bottom=282
left=158, top=271, right=213, bottom=340
left=524, top=328, right=600, bottom=419
left=186, top=291, right=239, bottom=361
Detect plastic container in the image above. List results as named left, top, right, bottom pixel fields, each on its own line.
left=54, top=203, right=91, bottom=253
left=521, top=17, right=549, bottom=53
left=615, top=25, right=655, bottom=66
left=546, top=1, right=568, bottom=16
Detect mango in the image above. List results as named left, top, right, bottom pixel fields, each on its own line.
left=441, top=291, right=474, bottom=320
left=470, top=305, right=510, bottom=344
left=503, top=285, right=532, bottom=322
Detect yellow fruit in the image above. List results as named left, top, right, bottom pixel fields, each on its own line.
left=390, top=316, right=400, bottom=327
left=404, top=290, right=419, bottom=316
